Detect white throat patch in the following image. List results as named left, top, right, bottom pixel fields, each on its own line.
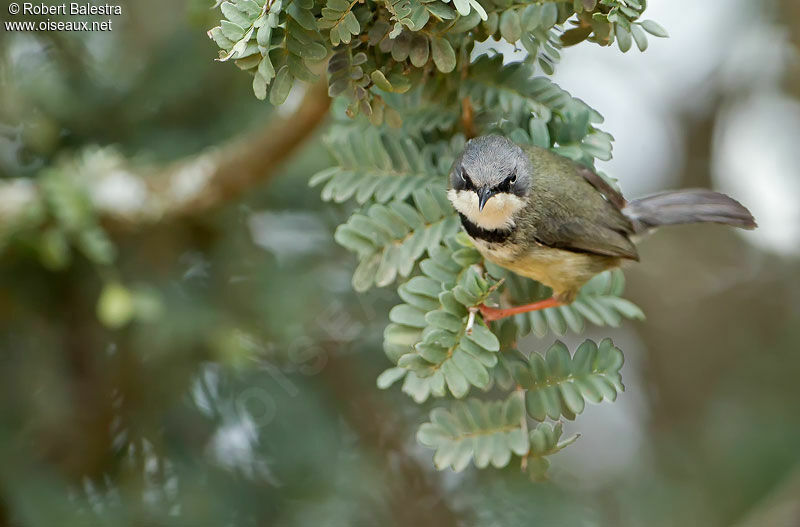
left=447, top=189, right=527, bottom=231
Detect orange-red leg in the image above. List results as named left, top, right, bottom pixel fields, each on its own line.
left=479, top=297, right=562, bottom=322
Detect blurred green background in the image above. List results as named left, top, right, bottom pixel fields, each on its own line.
left=1, top=0, right=799, bottom=526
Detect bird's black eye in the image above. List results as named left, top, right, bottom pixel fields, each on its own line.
left=497, top=173, right=515, bottom=193
left=459, top=169, right=467, bottom=183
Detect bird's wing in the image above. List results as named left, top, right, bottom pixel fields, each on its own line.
left=522, top=146, right=639, bottom=260
left=545, top=217, right=639, bottom=260
left=577, top=167, right=627, bottom=210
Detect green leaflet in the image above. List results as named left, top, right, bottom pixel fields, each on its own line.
left=380, top=85, right=461, bottom=134
left=381, top=239, right=503, bottom=400
left=318, top=0, right=360, bottom=45
left=430, top=37, right=456, bottom=73
left=417, top=393, right=529, bottom=472
left=499, top=10, right=522, bottom=43
left=311, top=126, right=457, bottom=205
left=502, top=339, right=625, bottom=421
left=462, top=54, right=556, bottom=119
left=311, top=125, right=465, bottom=293
left=208, top=0, right=328, bottom=103
left=450, top=0, right=487, bottom=20
left=333, top=188, right=459, bottom=292
left=210, top=0, right=666, bottom=106
left=383, top=0, right=431, bottom=33
left=462, top=54, right=614, bottom=166
left=560, top=0, right=664, bottom=51
left=640, top=19, right=669, bottom=38
left=417, top=394, right=579, bottom=478
left=525, top=422, right=578, bottom=480
left=326, top=46, right=378, bottom=120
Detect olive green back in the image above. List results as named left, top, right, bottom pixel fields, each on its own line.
left=516, top=145, right=639, bottom=260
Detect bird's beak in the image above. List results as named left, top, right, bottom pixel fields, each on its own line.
left=477, top=187, right=494, bottom=211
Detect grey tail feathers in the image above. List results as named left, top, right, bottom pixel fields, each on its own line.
left=623, top=189, right=757, bottom=234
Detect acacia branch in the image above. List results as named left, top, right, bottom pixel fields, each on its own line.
left=160, top=80, right=332, bottom=219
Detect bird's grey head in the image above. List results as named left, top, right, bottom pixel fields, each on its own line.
left=449, top=135, right=532, bottom=211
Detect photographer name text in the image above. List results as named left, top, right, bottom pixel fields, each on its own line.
left=18, top=3, right=121, bottom=16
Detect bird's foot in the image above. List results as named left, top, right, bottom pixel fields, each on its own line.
left=478, top=297, right=562, bottom=322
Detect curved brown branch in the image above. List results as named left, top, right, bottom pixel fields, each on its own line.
left=163, top=81, right=332, bottom=219
left=0, top=81, right=332, bottom=231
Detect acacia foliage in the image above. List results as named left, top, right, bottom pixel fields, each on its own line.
left=211, top=0, right=663, bottom=478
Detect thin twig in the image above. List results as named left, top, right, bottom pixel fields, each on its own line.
left=461, top=96, right=476, bottom=139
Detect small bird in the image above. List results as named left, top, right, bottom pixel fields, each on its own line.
left=447, top=135, right=757, bottom=321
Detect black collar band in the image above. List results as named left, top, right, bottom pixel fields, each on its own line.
left=458, top=213, right=512, bottom=244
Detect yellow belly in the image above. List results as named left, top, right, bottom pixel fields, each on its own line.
left=474, top=240, right=620, bottom=302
